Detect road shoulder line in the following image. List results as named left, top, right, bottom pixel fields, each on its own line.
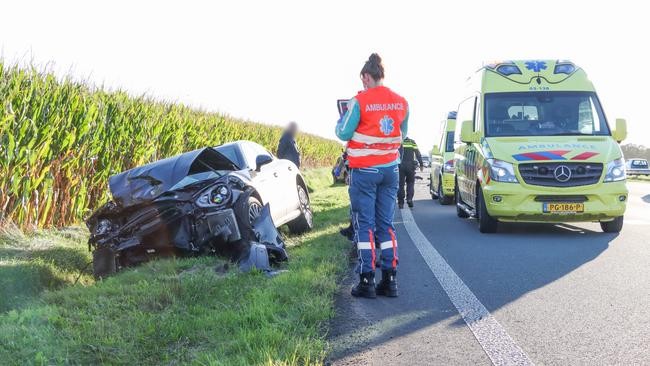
left=400, top=208, right=534, bottom=366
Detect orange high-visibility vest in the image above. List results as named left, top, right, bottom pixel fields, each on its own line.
left=347, top=86, right=407, bottom=168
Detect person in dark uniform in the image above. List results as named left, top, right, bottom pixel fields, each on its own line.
left=397, top=137, right=423, bottom=209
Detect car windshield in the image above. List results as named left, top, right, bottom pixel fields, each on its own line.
left=484, top=91, right=610, bottom=137
left=170, top=171, right=224, bottom=190
left=213, top=144, right=243, bottom=168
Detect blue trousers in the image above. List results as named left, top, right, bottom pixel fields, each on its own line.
left=349, top=165, right=400, bottom=274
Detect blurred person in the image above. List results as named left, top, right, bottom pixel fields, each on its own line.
left=335, top=53, right=409, bottom=299
left=277, top=121, right=301, bottom=168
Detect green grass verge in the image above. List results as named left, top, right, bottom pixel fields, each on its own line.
left=0, top=168, right=350, bottom=365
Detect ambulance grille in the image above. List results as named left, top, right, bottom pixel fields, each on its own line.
left=518, top=162, right=603, bottom=187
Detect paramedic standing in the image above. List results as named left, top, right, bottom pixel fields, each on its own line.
left=397, top=137, right=423, bottom=209
left=335, top=53, right=409, bottom=299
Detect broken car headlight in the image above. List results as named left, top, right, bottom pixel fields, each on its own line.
left=95, top=219, right=112, bottom=236
left=196, top=184, right=231, bottom=207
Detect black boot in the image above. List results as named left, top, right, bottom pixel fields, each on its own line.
left=339, top=223, right=354, bottom=241
left=351, top=272, right=376, bottom=298
left=407, top=201, right=414, bottom=208
left=376, top=269, right=398, bottom=297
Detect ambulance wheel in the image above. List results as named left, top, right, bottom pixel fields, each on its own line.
left=438, top=176, right=452, bottom=205
left=600, top=216, right=623, bottom=233
left=455, top=180, right=469, bottom=218
left=477, top=189, right=498, bottom=233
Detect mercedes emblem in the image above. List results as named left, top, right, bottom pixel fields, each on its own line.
left=553, top=165, right=572, bottom=182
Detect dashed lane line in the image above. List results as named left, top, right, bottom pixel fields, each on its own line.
left=400, top=208, right=534, bottom=366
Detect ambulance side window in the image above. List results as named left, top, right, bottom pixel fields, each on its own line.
left=445, top=131, right=455, bottom=152
left=455, top=96, right=477, bottom=144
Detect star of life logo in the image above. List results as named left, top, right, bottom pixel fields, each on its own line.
left=379, top=115, right=394, bottom=135
left=525, top=60, right=547, bottom=72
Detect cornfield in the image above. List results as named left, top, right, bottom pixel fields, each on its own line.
left=0, top=62, right=341, bottom=229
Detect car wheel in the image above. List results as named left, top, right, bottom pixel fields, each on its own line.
left=438, top=176, right=452, bottom=205
left=455, top=180, right=470, bottom=218
left=600, top=216, right=623, bottom=233
left=235, top=189, right=263, bottom=240
left=92, top=246, right=117, bottom=279
left=477, top=189, right=498, bottom=233
left=288, top=184, right=314, bottom=234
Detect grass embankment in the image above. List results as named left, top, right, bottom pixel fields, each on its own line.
left=0, top=61, right=342, bottom=229
left=0, top=169, right=351, bottom=365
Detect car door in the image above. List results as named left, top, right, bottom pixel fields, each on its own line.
left=258, top=143, right=299, bottom=222
left=455, top=96, right=478, bottom=207
left=241, top=142, right=286, bottom=222
left=271, top=156, right=301, bottom=222
left=431, top=152, right=441, bottom=192
left=464, top=96, right=483, bottom=209
left=431, top=122, right=445, bottom=192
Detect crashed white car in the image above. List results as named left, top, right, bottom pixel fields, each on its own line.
left=86, top=140, right=313, bottom=277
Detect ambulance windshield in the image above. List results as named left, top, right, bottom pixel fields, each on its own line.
left=484, top=91, right=610, bottom=137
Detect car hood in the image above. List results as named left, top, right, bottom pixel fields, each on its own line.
left=483, top=136, right=621, bottom=163
left=109, top=148, right=240, bottom=207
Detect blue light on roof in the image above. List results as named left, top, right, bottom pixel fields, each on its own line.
left=554, top=63, right=576, bottom=74
left=496, top=64, right=522, bottom=76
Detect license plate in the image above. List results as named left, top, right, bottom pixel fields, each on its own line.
left=543, top=202, right=584, bottom=213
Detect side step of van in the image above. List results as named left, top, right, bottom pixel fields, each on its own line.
left=457, top=200, right=476, bottom=218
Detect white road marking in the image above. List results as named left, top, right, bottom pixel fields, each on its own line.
left=400, top=208, right=534, bottom=366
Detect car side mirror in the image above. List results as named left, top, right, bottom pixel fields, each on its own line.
left=255, top=154, right=273, bottom=172
left=432, top=145, right=440, bottom=155
left=612, top=118, right=627, bottom=143
left=460, top=120, right=478, bottom=144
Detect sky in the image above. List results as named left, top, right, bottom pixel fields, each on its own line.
left=1, top=0, right=648, bottom=151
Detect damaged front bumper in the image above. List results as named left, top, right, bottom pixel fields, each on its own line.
left=89, top=202, right=287, bottom=278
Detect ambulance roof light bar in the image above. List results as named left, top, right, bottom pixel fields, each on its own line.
left=554, top=60, right=576, bottom=75
left=485, top=61, right=522, bottom=76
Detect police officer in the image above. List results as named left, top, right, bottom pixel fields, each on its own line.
left=397, top=137, right=423, bottom=209
left=335, top=53, right=409, bottom=299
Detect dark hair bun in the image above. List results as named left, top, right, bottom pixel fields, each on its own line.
left=369, top=53, right=382, bottom=65
left=361, top=53, right=385, bottom=81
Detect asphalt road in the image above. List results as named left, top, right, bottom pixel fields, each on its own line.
left=328, top=173, right=650, bottom=366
